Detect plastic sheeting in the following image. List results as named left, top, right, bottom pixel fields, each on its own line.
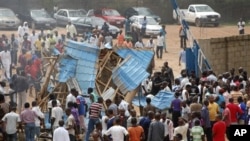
left=132, top=90, right=175, bottom=110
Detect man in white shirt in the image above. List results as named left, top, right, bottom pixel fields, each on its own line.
left=65, top=88, right=77, bottom=109
left=31, top=101, right=44, bottom=138
left=0, top=47, right=11, bottom=80
left=238, top=18, right=245, bottom=35
left=51, top=100, right=64, bottom=131
left=65, top=108, right=76, bottom=141
left=53, top=120, right=70, bottom=141
left=145, top=37, right=155, bottom=51
left=66, top=21, right=77, bottom=37
left=117, top=96, right=130, bottom=117
left=160, top=112, right=174, bottom=141
left=174, top=118, right=189, bottom=141
left=104, top=118, right=129, bottom=141
left=2, top=107, right=21, bottom=141
left=179, top=47, right=186, bottom=70
left=134, top=38, right=144, bottom=48
left=156, top=32, right=164, bottom=59
left=29, top=30, right=38, bottom=53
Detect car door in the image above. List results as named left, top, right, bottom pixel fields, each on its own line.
left=61, top=10, right=69, bottom=26
left=54, top=10, right=64, bottom=25
left=187, top=6, right=196, bottom=22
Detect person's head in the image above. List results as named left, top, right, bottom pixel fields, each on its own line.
left=229, top=97, right=234, bottom=103
left=194, top=119, right=200, bottom=126
left=131, top=117, right=137, bottom=125
left=175, top=92, right=180, bottom=98
left=32, top=101, right=37, bottom=107
left=208, top=95, right=214, bottom=103
left=155, top=112, right=161, bottom=121
left=97, top=97, right=103, bottom=103
left=52, top=100, right=57, bottom=107
left=24, top=102, right=30, bottom=108
left=95, top=121, right=102, bottom=130
left=49, top=94, right=55, bottom=101
left=146, top=97, right=151, bottom=104
left=215, top=114, right=222, bottom=121
left=148, top=111, right=155, bottom=119
left=105, top=99, right=112, bottom=107
left=88, top=87, right=93, bottom=94
left=68, top=21, right=71, bottom=25
left=182, top=101, right=186, bottom=107
left=203, top=100, right=209, bottom=107
left=67, top=101, right=73, bottom=108
left=238, top=96, right=243, bottom=103
left=70, top=88, right=77, bottom=94
left=176, top=133, right=183, bottom=141
left=54, top=30, right=58, bottom=36
left=220, top=101, right=226, bottom=109
left=119, top=108, right=125, bottom=116
left=130, top=109, right=136, bottom=117
left=0, top=94, right=5, bottom=103
left=11, top=33, right=15, bottom=40
left=114, top=117, right=121, bottom=125
left=175, top=78, right=180, bottom=85
left=144, top=16, right=146, bottom=20
left=177, top=117, right=184, bottom=126
left=163, top=61, right=168, bottom=67
left=65, top=108, right=71, bottom=116
left=161, top=112, right=167, bottom=120
left=58, top=120, right=64, bottom=127
left=107, top=109, right=113, bottom=116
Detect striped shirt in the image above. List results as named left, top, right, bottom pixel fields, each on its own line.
left=190, top=126, right=204, bottom=141
left=89, top=103, right=103, bottom=118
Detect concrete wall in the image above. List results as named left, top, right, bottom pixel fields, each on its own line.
left=198, top=35, right=250, bottom=75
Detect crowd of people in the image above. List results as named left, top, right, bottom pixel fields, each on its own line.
left=0, top=15, right=248, bottom=141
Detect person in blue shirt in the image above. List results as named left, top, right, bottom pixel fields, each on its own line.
left=238, top=96, right=247, bottom=124
left=139, top=111, right=154, bottom=141
left=124, top=16, right=131, bottom=36
left=140, top=16, right=147, bottom=37
left=215, top=89, right=225, bottom=113
left=76, top=93, right=87, bottom=131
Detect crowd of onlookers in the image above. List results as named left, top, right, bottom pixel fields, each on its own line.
left=0, top=19, right=249, bottom=141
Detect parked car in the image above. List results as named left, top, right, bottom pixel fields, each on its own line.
left=0, top=8, right=21, bottom=29
left=130, top=15, right=161, bottom=37
left=54, top=9, right=87, bottom=26
left=173, top=4, right=221, bottom=27
left=124, top=7, right=161, bottom=23
left=18, top=9, right=56, bottom=29
left=88, top=8, right=125, bottom=28
left=72, top=16, right=120, bottom=38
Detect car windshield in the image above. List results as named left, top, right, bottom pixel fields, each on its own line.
left=0, top=9, right=15, bottom=17
left=139, top=17, right=157, bottom=25
left=103, top=9, right=120, bottom=16
left=195, top=5, right=214, bottom=12
left=69, top=10, right=85, bottom=17
left=31, top=10, right=51, bottom=18
left=136, top=8, right=154, bottom=15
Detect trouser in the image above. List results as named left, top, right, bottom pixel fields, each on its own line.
left=11, top=50, right=18, bottom=66
left=156, top=46, right=163, bottom=59
left=7, top=133, right=17, bottom=141
left=226, top=126, right=230, bottom=141
left=239, top=29, right=244, bottom=34
left=17, top=91, right=26, bottom=114
left=2, top=63, right=11, bottom=80
left=24, top=123, right=36, bottom=141
left=85, top=118, right=100, bottom=141
left=35, top=126, right=40, bottom=138
left=79, top=115, right=86, bottom=130
left=172, top=111, right=181, bottom=127
left=204, top=127, right=212, bottom=141
left=141, top=28, right=146, bottom=36
left=69, top=134, right=76, bottom=141
left=180, top=36, right=187, bottom=48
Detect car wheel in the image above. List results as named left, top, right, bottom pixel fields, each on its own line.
left=195, top=18, right=201, bottom=27
left=214, top=23, right=219, bottom=27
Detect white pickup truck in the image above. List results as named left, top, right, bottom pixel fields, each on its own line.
left=173, top=4, right=221, bottom=27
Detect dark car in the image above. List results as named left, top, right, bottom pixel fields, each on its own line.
left=18, top=9, right=57, bottom=29
left=124, top=7, right=161, bottom=23
left=72, top=16, right=120, bottom=38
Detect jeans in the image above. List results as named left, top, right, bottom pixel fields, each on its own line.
left=7, top=133, right=17, bottom=141
left=69, top=134, right=76, bottom=141
left=35, top=126, right=40, bottom=138
left=11, top=50, right=18, bottom=66
left=24, top=123, right=36, bottom=141
left=172, top=111, right=181, bottom=128
left=156, top=46, right=163, bottom=59
left=85, top=118, right=100, bottom=141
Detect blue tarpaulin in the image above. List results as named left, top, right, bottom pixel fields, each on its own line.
left=132, top=90, right=175, bottom=110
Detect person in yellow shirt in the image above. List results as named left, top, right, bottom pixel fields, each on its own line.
left=34, top=35, right=42, bottom=58
left=208, top=95, right=219, bottom=127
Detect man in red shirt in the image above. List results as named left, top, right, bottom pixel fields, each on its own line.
left=212, top=114, right=226, bottom=141
left=226, top=98, right=243, bottom=124
left=221, top=101, right=231, bottom=141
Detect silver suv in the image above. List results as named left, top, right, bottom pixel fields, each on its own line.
left=0, top=8, right=21, bottom=29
